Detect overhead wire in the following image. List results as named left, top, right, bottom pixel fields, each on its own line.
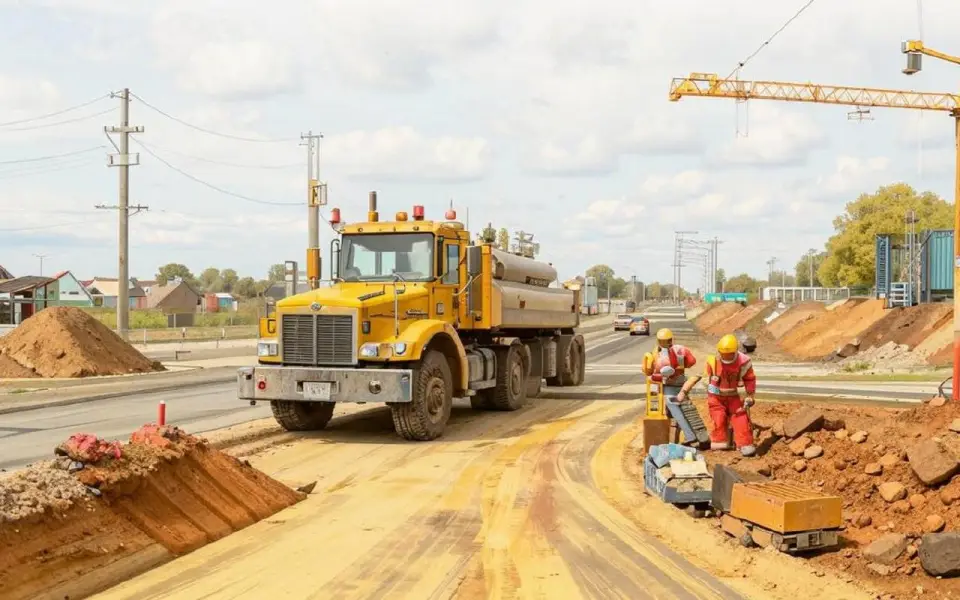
left=0, top=106, right=116, bottom=132
left=129, top=92, right=298, bottom=144
left=135, top=139, right=300, bottom=170
left=0, top=93, right=111, bottom=128
left=132, top=136, right=300, bottom=207
left=0, top=145, right=105, bottom=165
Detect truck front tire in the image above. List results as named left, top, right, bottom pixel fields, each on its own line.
left=271, top=400, right=335, bottom=431
left=391, top=349, right=453, bottom=441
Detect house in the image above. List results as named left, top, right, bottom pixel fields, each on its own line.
left=0, top=264, right=13, bottom=281
left=85, top=277, right=147, bottom=309
left=147, top=280, right=202, bottom=313
left=46, top=271, right=96, bottom=307
left=0, top=276, right=53, bottom=325
left=133, top=278, right=158, bottom=296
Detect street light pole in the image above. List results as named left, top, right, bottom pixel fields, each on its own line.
left=32, top=253, right=49, bottom=277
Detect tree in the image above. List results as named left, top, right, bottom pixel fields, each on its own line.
left=794, top=251, right=827, bottom=287
left=199, top=267, right=222, bottom=292
left=724, top=273, right=761, bottom=294
left=766, top=270, right=796, bottom=288
left=586, top=265, right=616, bottom=296
left=647, top=281, right=662, bottom=299
left=156, top=263, right=196, bottom=286
left=220, top=268, right=239, bottom=293
left=234, top=276, right=258, bottom=298
left=497, top=228, right=510, bottom=251
left=818, top=183, right=952, bottom=287
left=267, top=264, right=285, bottom=283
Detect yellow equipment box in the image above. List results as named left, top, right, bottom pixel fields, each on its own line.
left=729, top=482, right=842, bottom=533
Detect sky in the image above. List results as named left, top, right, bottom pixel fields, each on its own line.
left=0, top=0, right=958, bottom=291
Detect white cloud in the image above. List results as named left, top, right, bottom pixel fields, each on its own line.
left=709, top=104, right=827, bottom=167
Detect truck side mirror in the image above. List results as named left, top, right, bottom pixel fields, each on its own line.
left=467, top=245, right=482, bottom=277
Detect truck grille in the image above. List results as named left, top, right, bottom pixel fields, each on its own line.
left=281, top=314, right=355, bottom=365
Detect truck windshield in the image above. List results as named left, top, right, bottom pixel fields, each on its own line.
left=340, top=233, right=434, bottom=282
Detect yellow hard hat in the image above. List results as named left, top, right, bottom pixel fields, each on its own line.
left=717, top=334, right=739, bottom=354
left=656, top=328, right=673, bottom=342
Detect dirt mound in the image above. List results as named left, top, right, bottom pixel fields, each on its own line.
left=765, top=302, right=826, bottom=340
left=0, top=425, right=304, bottom=600
left=704, top=302, right=773, bottom=335
left=856, top=303, right=953, bottom=353
left=777, top=299, right=889, bottom=360
left=701, top=398, right=960, bottom=597
left=0, top=307, right=163, bottom=378
left=693, top=303, right=744, bottom=332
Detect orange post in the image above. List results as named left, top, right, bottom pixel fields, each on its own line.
left=954, top=114, right=960, bottom=401
left=158, top=400, right=166, bottom=426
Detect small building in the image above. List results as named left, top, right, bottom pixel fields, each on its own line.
left=46, top=271, right=96, bottom=307
left=204, top=292, right=238, bottom=313
left=0, top=276, right=53, bottom=324
left=0, top=264, right=14, bottom=281
left=133, top=278, right=159, bottom=296
left=85, top=277, right=147, bottom=309
left=147, top=280, right=202, bottom=313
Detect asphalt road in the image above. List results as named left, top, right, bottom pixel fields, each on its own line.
left=0, top=306, right=926, bottom=471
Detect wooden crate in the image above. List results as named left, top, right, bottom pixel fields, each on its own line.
left=729, top=482, right=842, bottom=533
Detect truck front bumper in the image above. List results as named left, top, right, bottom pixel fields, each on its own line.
left=238, top=365, right=414, bottom=404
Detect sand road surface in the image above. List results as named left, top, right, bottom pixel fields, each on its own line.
left=91, top=393, right=748, bottom=600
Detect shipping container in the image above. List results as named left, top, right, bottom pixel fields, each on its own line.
left=921, top=229, right=954, bottom=301
left=205, top=293, right=219, bottom=313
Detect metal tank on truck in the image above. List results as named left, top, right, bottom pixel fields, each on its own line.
left=239, top=192, right=586, bottom=441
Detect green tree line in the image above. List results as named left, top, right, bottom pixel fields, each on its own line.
left=154, top=263, right=289, bottom=299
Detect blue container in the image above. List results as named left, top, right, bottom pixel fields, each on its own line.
left=643, top=456, right=713, bottom=505
left=922, top=229, right=954, bottom=295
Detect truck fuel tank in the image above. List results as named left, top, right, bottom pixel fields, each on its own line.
left=490, top=248, right=557, bottom=287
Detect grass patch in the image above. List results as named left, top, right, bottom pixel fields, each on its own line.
left=839, top=360, right=872, bottom=373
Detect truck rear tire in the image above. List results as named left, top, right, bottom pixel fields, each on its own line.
left=562, top=337, right=585, bottom=386
left=391, top=350, right=453, bottom=441
left=271, top=401, right=335, bottom=431
left=486, top=344, right=527, bottom=411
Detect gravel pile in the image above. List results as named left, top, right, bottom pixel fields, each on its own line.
left=0, top=459, right=91, bottom=522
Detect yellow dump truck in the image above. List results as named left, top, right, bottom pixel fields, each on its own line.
left=239, top=192, right=586, bottom=441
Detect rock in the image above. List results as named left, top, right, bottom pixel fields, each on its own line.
left=910, top=494, right=928, bottom=509
left=908, top=440, right=959, bottom=486
left=783, top=407, right=825, bottom=438
left=851, top=431, right=869, bottom=444
left=856, top=514, right=873, bottom=527
left=930, top=396, right=947, bottom=407
left=924, top=514, right=946, bottom=533
left=804, top=445, right=824, bottom=459
left=907, top=544, right=919, bottom=559
left=949, top=419, right=960, bottom=433
left=864, top=533, right=908, bottom=565
left=867, top=563, right=894, bottom=576
left=892, top=500, right=912, bottom=514
left=920, top=533, right=960, bottom=577
left=837, top=343, right=860, bottom=359
left=788, top=436, right=812, bottom=456
left=835, top=429, right=849, bottom=440
left=757, top=466, right=772, bottom=477
left=833, top=459, right=847, bottom=471
left=793, top=459, right=808, bottom=473
left=865, top=463, right=883, bottom=476
left=823, top=417, right=846, bottom=431
left=941, top=485, right=960, bottom=506
left=296, top=481, right=317, bottom=494
left=879, top=453, right=901, bottom=469
left=879, top=482, right=908, bottom=503
left=771, top=421, right=785, bottom=437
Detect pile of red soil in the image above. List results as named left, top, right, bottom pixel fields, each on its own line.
left=0, top=306, right=164, bottom=378
left=857, top=303, right=954, bottom=352
left=693, top=303, right=744, bottom=332
left=701, top=302, right=772, bottom=335
left=776, top=299, right=890, bottom=360
left=766, top=302, right=826, bottom=340
left=700, top=398, right=960, bottom=597
left=0, top=425, right=304, bottom=600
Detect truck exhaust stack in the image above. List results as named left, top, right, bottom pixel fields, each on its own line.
left=368, top=191, right=378, bottom=222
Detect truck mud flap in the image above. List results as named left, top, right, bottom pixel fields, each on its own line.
left=666, top=401, right=711, bottom=446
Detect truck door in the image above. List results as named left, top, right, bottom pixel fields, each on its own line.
left=435, top=237, right=461, bottom=326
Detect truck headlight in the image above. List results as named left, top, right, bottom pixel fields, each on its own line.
left=393, top=342, right=407, bottom=355
left=257, top=341, right=278, bottom=357
left=359, top=343, right=379, bottom=358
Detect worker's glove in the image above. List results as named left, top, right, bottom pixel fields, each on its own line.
left=744, top=396, right=755, bottom=408
left=660, top=366, right=675, bottom=379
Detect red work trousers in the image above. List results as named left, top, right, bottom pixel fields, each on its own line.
left=707, top=394, right=754, bottom=448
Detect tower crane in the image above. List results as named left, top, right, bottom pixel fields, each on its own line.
left=669, top=40, right=960, bottom=399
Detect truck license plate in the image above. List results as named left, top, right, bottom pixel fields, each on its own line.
left=303, top=382, right=332, bottom=400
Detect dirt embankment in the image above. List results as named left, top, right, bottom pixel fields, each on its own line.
left=0, top=306, right=163, bottom=378
left=766, top=301, right=827, bottom=340
left=0, top=425, right=304, bottom=600
left=776, top=299, right=888, bottom=360
left=701, top=398, right=960, bottom=598
left=692, top=302, right=744, bottom=332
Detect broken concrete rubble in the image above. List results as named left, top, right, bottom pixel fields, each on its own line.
left=789, top=436, right=812, bottom=456
left=863, top=533, right=908, bottom=565
left=907, top=439, right=959, bottom=486
left=878, top=482, right=907, bottom=503
left=783, top=407, right=825, bottom=438
left=924, top=514, right=946, bottom=533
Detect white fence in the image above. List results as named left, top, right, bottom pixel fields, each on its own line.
left=760, top=287, right=852, bottom=303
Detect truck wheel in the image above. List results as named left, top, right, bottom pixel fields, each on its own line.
left=489, top=344, right=527, bottom=411
left=391, top=350, right=453, bottom=441
left=560, top=337, right=585, bottom=386
left=270, top=401, right=335, bottom=431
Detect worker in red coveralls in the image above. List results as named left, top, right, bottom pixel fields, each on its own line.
left=642, top=328, right=697, bottom=403
left=689, top=334, right=757, bottom=457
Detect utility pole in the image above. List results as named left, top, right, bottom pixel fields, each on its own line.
left=102, top=88, right=145, bottom=340
left=673, top=230, right=698, bottom=304
left=32, top=253, right=48, bottom=277
left=301, top=131, right=325, bottom=290
left=767, top=256, right=778, bottom=302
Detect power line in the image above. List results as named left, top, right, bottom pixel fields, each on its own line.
left=0, top=106, right=116, bottom=132
left=726, top=0, right=819, bottom=79
left=0, top=94, right=110, bottom=128
left=134, top=139, right=300, bottom=170
left=132, top=136, right=300, bottom=207
left=129, top=92, right=298, bottom=144
left=0, top=145, right=105, bottom=165
left=0, top=219, right=97, bottom=233
left=0, top=157, right=100, bottom=180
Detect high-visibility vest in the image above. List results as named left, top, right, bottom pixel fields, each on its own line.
left=705, top=353, right=753, bottom=396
